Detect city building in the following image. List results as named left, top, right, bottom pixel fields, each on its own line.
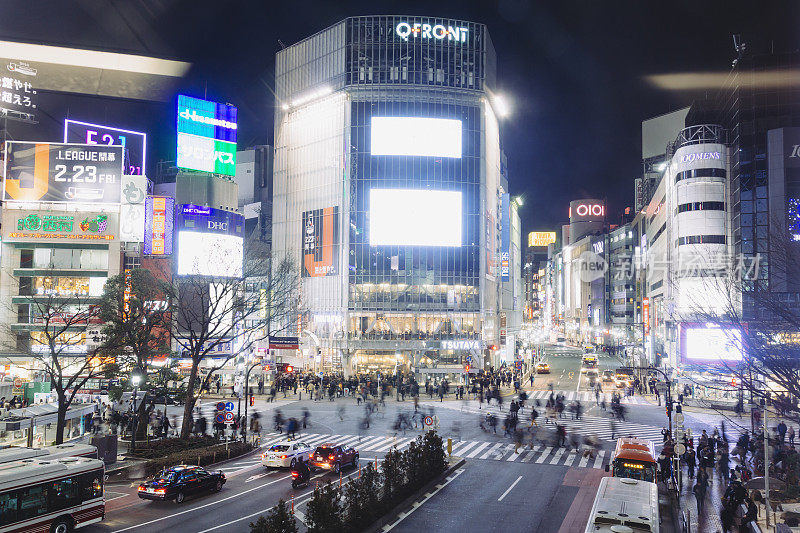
left=270, top=16, right=520, bottom=377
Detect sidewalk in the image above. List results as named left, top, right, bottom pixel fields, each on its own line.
left=678, top=469, right=725, bottom=533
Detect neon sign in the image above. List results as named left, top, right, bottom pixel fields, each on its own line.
left=395, top=22, right=469, bottom=43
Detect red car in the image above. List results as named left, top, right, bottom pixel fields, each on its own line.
left=309, top=443, right=359, bottom=474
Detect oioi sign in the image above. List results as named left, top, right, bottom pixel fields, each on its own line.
left=395, top=21, right=469, bottom=43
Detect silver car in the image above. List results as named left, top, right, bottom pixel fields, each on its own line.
left=261, top=441, right=314, bottom=469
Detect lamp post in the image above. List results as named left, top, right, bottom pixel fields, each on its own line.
left=130, top=372, right=142, bottom=453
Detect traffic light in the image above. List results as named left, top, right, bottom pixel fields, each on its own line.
left=465, top=364, right=470, bottom=373
left=286, top=365, right=294, bottom=373
left=250, top=396, right=255, bottom=406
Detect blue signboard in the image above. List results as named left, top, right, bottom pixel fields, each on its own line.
left=177, top=95, right=237, bottom=143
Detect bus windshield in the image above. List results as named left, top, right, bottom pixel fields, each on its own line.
left=612, top=459, right=657, bottom=482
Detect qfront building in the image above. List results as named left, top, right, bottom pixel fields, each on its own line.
left=272, top=16, right=522, bottom=376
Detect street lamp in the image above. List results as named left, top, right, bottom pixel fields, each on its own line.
left=130, top=372, right=142, bottom=453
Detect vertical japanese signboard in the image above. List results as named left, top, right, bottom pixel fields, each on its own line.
left=144, top=196, right=174, bottom=255
left=302, top=206, right=339, bottom=278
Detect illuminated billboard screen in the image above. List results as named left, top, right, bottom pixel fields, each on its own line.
left=144, top=196, right=174, bottom=255
left=176, top=205, right=244, bottom=277
left=302, top=206, right=339, bottom=277
left=528, top=231, right=557, bottom=248
left=370, top=117, right=462, bottom=158
left=4, top=141, right=123, bottom=204
left=176, top=95, right=237, bottom=176
left=369, top=189, right=462, bottom=247
left=679, top=324, right=744, bottom=364
left=63, top=119, right=146, bottom=175
left=177, top=232, right=243, bottom=278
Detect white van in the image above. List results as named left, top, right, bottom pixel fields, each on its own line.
left=584, top=476, right=659, bottom=533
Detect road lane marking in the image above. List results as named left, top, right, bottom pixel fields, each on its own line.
left=549, top=447, right=566, bottom=464
left=578, top=454, right=590, bottom=468
left=593, top=450, right=606, bottom=469
left=110, top=474, right=293, bottom=532
left=563, top=451, right=578, bottom=467
left=465, top=442, right=490, bottom=458
left=497, top=475, right=522, bottom=502
left=451, top=441, right=478, bottom=455
left=535, top=447, right=552, bottom=463
left=382, top=468, right=465, bottom=531
left=479, top=443, right=506, bottom=460
left=195, top=464, right=380, bottom=533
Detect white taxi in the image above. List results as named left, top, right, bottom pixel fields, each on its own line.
left=261, top=441, right=314, bottom=469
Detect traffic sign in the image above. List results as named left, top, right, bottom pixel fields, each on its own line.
left=424, top=416, right=433, bottom=427
left=225, top=401, right=235, bottom=412
left=675, top=443, right=686, bottom=455
left=224, top=411, right=235, bottom=423
left=216, top=402, right=226, bottom=411
left=215, top=413, right=225, bottom=424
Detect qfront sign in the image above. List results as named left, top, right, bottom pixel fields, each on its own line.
left=680, top=152, right=721, bottom=163
left=395, top=22, right=469, bottom=43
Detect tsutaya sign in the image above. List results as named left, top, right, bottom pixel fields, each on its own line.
left=395, top=22, right=469, bottom=43
left=441, top=339, right=481, bottom=350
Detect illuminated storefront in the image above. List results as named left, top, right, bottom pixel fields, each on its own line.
left=273, top=16, right=520, bottom=374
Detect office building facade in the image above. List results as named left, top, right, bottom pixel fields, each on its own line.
left=271, top=16, right=518, bottom=375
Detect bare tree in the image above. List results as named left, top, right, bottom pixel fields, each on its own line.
left=97, top=268, right=174, bottom=444
left=676, top=220, right=800, bottom=423
left=7, top=293, right=107, bottom=444
left=173, top=238, right=300, bottom=438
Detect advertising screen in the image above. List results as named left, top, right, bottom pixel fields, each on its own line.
left=177, top=232, right=243, bottom=278
left=64, top=119, right=147, bottom=176
left=680, top=324, right=744, bottom=364
left=144, top=196, right=174, bottom=255
left=176, top=205, right=244, bottom=277
left=302, top=206, right=339, bottom=278
left=4, top=142, right=123, bottom=204
left=176, top=95, right=237, bottom=177
left=0, top=58, right=38, bottom=118
left=528, top=231, right=557, bottom=248
left=369, top=189, right=462, bottom=247
left=370, top=117, right=462, bottom=158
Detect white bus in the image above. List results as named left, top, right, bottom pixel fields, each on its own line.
left=0, top=444, right=98, bottom=466
left=0, top=457, right=104, bottom=533
left=584, top=476, right=659, bottom=533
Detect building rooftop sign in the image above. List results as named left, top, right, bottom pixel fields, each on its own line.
left=395, top=22, right=469, bottom=43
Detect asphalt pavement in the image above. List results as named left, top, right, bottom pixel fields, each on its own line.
left=84, top=344, right=724, bottom=533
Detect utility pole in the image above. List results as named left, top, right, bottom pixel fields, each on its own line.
left=763, top=393, right=771, bottom=529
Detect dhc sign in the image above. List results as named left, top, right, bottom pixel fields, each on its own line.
left=396, top=22, right=469, bottom=43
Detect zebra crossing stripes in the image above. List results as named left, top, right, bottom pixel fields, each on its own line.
left=253, top=432, right=611, bottom=469
left=535, top=447, right=553, bottom=463
left=549, top=447, right=566, bottom=465
left=465, top=442, right=491, bottom=458
left=526, top=390, right=649, bottom=405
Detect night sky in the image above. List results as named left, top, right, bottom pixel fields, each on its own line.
left=1, top=0, right=797, bottom=236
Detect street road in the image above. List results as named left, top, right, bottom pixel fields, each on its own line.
left=85, top=344, right=720, bottom=533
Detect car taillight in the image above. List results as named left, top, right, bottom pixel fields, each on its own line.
left=280, top=455, right=287, bottom=459
left=138, top=485, right=146, bottom=491
left=291, top=472, right=299, bottom=477
left=328, top=454, right=334, bottom=460
left=155, top=488, right=166, bottom=494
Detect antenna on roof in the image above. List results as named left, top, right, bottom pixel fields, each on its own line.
left=278, top=39, right=286, bottom=50
left=732, top=34, right=747, bottom=68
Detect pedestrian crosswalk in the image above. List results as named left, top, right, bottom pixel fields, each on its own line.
left=250, top=431, right=612, bottom=470
left=522, top=390, right=650, bottom=405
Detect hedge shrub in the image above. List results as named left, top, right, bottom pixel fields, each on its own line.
left=143, top=440, right=253, bottom=477
left=131, top=435, right=220, bottom=459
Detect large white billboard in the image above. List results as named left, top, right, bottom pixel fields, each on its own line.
left=369, top=189, right=462, bottom=247
left=177, top=231, right=243, bottom=277
left=371, top=117, right=462, bottom=158
left=681, top=325, right=744, bottom=363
